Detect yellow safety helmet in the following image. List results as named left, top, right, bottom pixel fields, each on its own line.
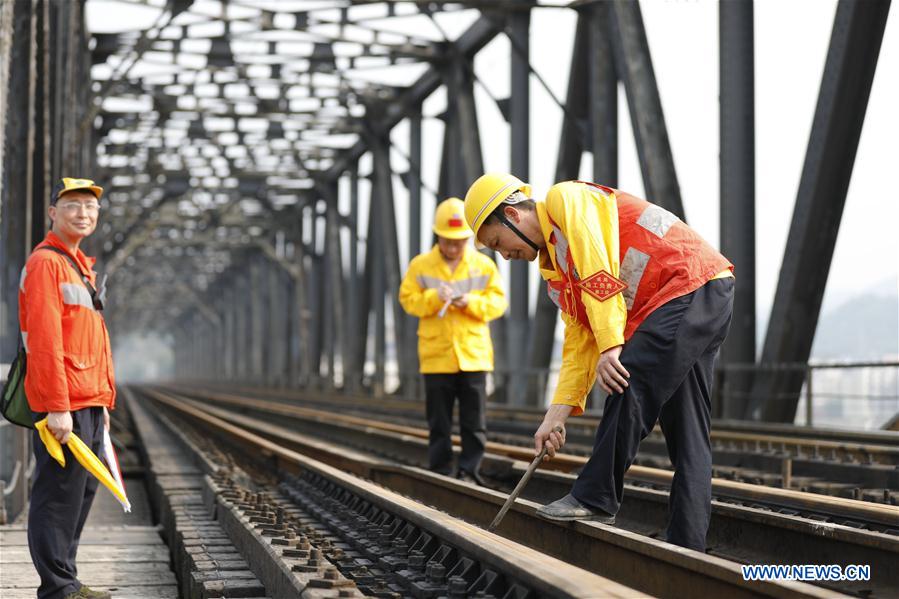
left=433, top=197, right=473, bottom=239
left=463, top=173, right=532, bottom=236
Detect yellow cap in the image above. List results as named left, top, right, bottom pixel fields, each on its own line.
left=56, top=177, right=103, bottom=201
left=433, top=197, right=473, bottom=239
left=463, top=173, right=531, bottom=236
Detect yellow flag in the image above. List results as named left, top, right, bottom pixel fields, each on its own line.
left=35, top=418, right=131, bottom=511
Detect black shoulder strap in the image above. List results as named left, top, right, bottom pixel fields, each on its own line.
left=36, top=246, right=98, bottom=299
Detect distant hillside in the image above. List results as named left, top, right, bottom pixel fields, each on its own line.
left=811, top=282, right=898, bottom=361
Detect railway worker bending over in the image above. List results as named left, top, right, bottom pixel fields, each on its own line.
left=463, top=174, right=733, bottom=551
left=399, top=197, right=508, bottom=485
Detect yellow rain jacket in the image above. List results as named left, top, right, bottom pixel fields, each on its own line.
left=399, top=246, right=507, bottom=373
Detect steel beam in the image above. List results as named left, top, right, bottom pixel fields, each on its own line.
left=588, top=3, right=618, bottom=187
left=267, top=257, right=285, bottom=386
left=307, top=204, right=323, bottom=386
left=223, top=286, right=235, bottom=380
left=368, top=122, right=409, bottom=394
left=719, top=0, right=756, bottom=419
left=370, top=191, right=387, bottom=397
left=609, top=0, right=684, bottom=218
left=31, top=0, right=49, bottom=247
left=1, top=0, right=35, bottom=366
left=405, top=111, right=423, bottom=399
left=325, top=15, right=502, bottom=182
left=748, top=0, right=891, bottom=422
left=357, top=176, right=377, bottom=392
left=346, top=167, right=361, bottom=392
left=506, top=5, right=531, bottom=406
left=294, top=222, right=312, bottom=388
left=325, top=184, right=347, bottom=391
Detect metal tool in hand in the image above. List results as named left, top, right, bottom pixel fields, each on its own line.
left=488, top=425, right=563, bottom=531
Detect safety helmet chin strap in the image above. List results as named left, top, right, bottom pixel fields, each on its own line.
left=495, top=210, right=540, bottom=254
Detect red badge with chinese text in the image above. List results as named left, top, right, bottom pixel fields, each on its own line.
left=576, top=270, right=627, bottom=302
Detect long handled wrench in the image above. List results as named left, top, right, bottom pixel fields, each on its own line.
left=488, top=425, right=562, bottom=531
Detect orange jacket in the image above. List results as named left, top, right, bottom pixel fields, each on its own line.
left=18, top=232, right=116, bottom=413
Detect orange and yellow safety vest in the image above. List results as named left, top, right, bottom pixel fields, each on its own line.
left=538, top=181, right=733, bottom=414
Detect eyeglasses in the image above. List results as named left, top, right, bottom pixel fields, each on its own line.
left=57, top=201, right=100, bottom=213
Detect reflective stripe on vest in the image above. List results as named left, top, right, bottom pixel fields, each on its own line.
left=60, top=282, right=95, bottom=310
left=636, top=204, right=679, bottom=238
left=620, top=247, right=650, bottom=310
left=417, top=274, right=490, bottom=294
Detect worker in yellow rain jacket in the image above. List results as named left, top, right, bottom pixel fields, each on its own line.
left=464, top=175, right=733, bottom=551
left=399, top=197, right=508, bottom=484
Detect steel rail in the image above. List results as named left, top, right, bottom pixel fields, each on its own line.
left=139, top=387, right=843, bottom=599
left=188, top=382, right=899, bottom=453
left=140, top=389, right=640, bottom=598
left=162, top=385, right=899, bottom=529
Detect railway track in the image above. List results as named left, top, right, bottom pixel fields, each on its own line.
left=136, top=385, right=899, bottom=598
left=171, top=383, right=899, bottom=505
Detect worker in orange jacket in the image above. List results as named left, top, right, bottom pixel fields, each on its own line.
left=399, top=198, right=507, bottom=484
left=465, top=175, right=733, bottom=551
left=19, top=178, right=116, bottom=599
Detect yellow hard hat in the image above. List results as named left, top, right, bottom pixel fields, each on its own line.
left=463, top=173, right=532, bottom=236
left=433, top=197, right=473, bottom=239
left=53, top=177, right=104, bottom=203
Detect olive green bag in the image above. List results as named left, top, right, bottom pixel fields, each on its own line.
left=2, top=340, right=32, bottom=428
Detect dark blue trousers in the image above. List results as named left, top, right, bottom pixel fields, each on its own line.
left=28, top=407, right=104, bottom=599
left=424, top=371, right=488, bottom=476
left=572, top=278, right=734, bottom=551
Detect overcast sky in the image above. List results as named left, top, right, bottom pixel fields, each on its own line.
left=88, top=0, right=898, bottom=354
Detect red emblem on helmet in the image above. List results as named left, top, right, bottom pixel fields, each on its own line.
left=577, top=270, right=627, bottom=302
left=448, top=215, right=464, bottom=227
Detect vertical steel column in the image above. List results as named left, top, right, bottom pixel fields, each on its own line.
left=588, top=3, right=618, bottom=186
left=238, top=269, right=251, bottom=380
left=507, top=5, right=531, bottom=405
left=234, top=274, right=245, bottom=380
left=346, top=167, right=361, bottom=392
left=324, top=184, right=347, bottom=391
left=369, top=125, right=409, bottom=394
left=719, top=0, right=756, bottom=419
left=320, top=206, right=336, bottom=389
left=307, top=204, right=323, bottom=385
left=357, top=178, right=377, bottom=392
left=438, top=103, right=459, bottom=199
left=267, top=257, right=284, bottom=386
left=453, top=60, right=485, bottom=192
left=748, top=0, right=891, bottom=422
left=250, top=254, right=266, bottom=383
left=31, top=0, right=49, bottom=246
left=1, top=0, right=35, bottom=364
left=369, top=189, right=386, bottom=397
left=223, top=287, right=235, bottom=380
left=291, top=223, right=312, bottom=388
left=609, top=0, right=685, bottom=218
left=405, top=111, right=423, bottom=399
left=0, top=1, right=37, bottom=525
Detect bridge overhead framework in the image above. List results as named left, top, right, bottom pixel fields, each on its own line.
left=1, top=0, right=895, bottom=440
